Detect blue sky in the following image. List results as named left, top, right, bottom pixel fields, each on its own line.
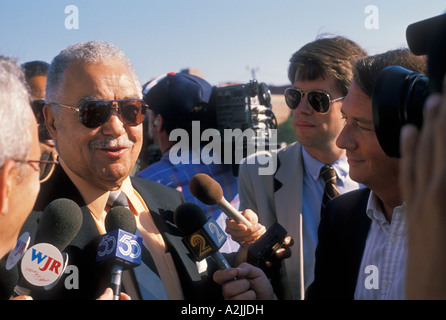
left=0, top=0, right=445, bottom=86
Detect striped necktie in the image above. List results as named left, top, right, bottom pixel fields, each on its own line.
left=107, top=190, right=168, bottom=299
left=320, top=165, right=340, bottom=213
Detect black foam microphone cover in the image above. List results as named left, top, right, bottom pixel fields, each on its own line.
left=35, top=198, right=83, bottom=251
left=174, top=202, right=207, bottom=236
left=105, top=206, right=137, bottom=234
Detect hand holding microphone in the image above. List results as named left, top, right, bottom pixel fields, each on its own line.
left=189, top=173, right=253, bottom=226
left=189, top=173, right=266, bottom=246
left=189, top=173, right=291, bottom=271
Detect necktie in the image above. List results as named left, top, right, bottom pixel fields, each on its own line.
left=320, top=165, right=340, bottom=213
left=107, top=190, right=168, bottom=299
left=107, top=190, right=130, bottom=209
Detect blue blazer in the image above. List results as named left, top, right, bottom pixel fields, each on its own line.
left=306, top=188, right=372, bottom=300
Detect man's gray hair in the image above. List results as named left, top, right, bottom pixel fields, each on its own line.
left=0, top=55, right=33, bottom=168
left=46, top=41, right=142, bottom=103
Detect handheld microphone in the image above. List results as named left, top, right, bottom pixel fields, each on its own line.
left=96, top=206, right=142, bottom=300
left=189, top=173, right=252, bottom=227
left=15, top=198, right=83, bottom=296
left=189, top=173, right=289, bottom=268
left=174, top=202, right=231, bottom=270
left=0, top=258, right=19, bottom=299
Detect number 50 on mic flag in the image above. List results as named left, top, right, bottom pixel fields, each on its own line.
left=96, top=229, right=142, bottom=268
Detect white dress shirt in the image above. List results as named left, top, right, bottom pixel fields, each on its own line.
left=354, top=191, right=407, bottom=300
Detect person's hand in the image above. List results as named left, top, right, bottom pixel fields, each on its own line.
left=213, top=262, right=277, bottom=300
left=97, top=287, right=131, bottom=300
left=10, top=295, right=33, bottom=300
left=401, top=77, right=446, bottom=299
left=225, top=209, right=266, bottom=247
left=264, top=235, right=293, bottom=268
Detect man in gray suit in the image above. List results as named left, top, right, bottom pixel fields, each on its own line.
left=228, top=36, right=367, bottom=299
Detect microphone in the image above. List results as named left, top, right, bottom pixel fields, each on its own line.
left=15, top=198, right=83, bottom=296
left=174, top=202, right=231, bottom=270
left=96, top=206, right=142, bottom=300
left=189, top=173, right=252, bottom=227
left=189, top=173, right=288, bottom=269
left=35, top=198, right=83, bottom=248
left=0, top=258, right=19, bottom=299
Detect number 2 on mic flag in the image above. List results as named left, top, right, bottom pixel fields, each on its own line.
left=182, top=218, right=227, bottom=261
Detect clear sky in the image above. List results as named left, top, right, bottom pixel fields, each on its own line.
left=0, top=0, right=445, bottom=86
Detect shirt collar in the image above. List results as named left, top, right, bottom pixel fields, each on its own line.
left=366, top=191, right=406, bottom=231
left=60, top=157, right=140, bottom=230
left=301, top=146, right=350, bottom=182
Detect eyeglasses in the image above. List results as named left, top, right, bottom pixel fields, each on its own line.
left=31, top=99, right=46, bottom=124
left=50, top=99, right=148, bottom=128
left=17, top=151, right=59, bottom=183
left=284, top=88, right=344, bottom=114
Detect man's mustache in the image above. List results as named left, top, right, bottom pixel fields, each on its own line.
left=89, top=136, right=134, bottom=148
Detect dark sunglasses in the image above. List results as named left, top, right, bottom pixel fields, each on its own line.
left=31, top=99, right=46, bottom=124
left=51, top=99, right=148, bottom=128
left=284, top=88, right=344, bottom=114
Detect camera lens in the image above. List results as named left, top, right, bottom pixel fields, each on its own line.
left=372, top=66, right=429, bottom=158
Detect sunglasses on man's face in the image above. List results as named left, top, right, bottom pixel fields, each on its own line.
left=284, top=88, right=344, bottom=114
left=51, top=99, right=148, bottom=128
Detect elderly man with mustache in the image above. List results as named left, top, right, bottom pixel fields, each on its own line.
left=23, top=41, right=225, bottom=300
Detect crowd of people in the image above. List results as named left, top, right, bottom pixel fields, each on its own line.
left=1, top=13, right=445, bottom=301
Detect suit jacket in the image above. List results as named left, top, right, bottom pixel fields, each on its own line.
left=238, top=142, right=304, bottom=299
left=305, top=188, right=372, bottom=300
left=21, top=164, right=224, bottom=300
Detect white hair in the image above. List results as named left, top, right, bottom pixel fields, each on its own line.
left=0, top=55, right=33, bottom=168
left=46, top=41, right=142, bottom=103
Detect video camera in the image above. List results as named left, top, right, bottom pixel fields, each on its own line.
left=372, top=13, right=446, bottom=158
left=210, top=79, right=278, bottom=175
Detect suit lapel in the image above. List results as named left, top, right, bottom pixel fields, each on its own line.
left=272, top=142, right=305, bottom=299
left=273, top=143, right=303, bottom=233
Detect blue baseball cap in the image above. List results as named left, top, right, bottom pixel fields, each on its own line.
left=143, top=72, right=213, bottom=119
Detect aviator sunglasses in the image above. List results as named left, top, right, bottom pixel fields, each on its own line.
left=284, top=88, right=344, bottom=114
left=50, top=98, right=148, bottom=128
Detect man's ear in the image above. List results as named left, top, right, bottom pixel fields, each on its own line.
left=0, top=160, right=17, bottom=216
left=43, top=105, right=57, bottom=141
left=155, top=115, right=164, bottom=132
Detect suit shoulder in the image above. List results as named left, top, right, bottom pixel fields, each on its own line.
left=323, top=188, right=371, bottom=223
left=329, top=188, right=371, bottom=206
left=131, top=176, right=184, bottom=200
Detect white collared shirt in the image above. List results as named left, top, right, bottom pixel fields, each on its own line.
left=354, top=191, right=407, bottom=300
